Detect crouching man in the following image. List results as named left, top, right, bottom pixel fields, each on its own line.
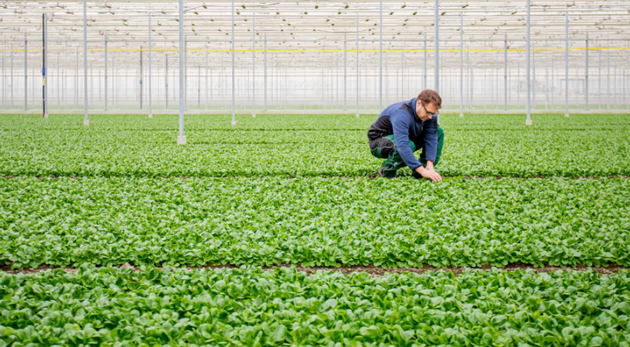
left=367, top=89, right=444, bottom=181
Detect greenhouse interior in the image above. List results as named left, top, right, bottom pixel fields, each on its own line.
left=1, top=0, right=630, bottom=346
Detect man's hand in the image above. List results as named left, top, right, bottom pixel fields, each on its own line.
left=415, top=166, right=442, bottom=182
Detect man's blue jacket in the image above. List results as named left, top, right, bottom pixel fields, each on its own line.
left=367, top=98, right=439, bottom=171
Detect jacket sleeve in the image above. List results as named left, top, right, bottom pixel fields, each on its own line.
left=422, top=113, right=439, bottom=163
left=391, top=110, right=423, bottom=171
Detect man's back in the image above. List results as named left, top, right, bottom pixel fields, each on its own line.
left=367, top=98, right=420, bottom=142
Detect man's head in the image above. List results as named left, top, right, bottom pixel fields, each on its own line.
left=415, top=89, right=442, bottom=122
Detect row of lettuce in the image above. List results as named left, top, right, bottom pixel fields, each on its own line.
left=1, top=266, right=629, bottom=346
left=0, top=114, right=629, bottom=178
left=2, top=176, right=629, bottom=269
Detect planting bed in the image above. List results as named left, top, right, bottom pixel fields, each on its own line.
left=1, top=267, right=630, bottom=346
left=1, top=113, right=629, bottom=345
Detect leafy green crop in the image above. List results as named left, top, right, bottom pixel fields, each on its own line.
left=0, top=113, right=629, bottom=178
left=2, top=176, right=629, bottom=269
left=1, top=266, right=629, bottom=346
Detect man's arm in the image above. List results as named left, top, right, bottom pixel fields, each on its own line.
left=422, top=114, right=439, bottom=165
left=391, top=111, right=423, bottom=171
left=419, top=114, right=442, bottom=181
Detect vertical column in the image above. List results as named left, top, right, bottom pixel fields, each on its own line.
left=205, top=50, right=209, bottom=111
left=184, top=36, right=187, bottom=111
left=75, top=50, right=78, bottom=110
left=231, top=0, right=236, bottom=125
left=516, top=60, right=519, bottom=107
left=104, top=34, right=108, bottom=111
left=607, top=45, right=610, bottom=109
left=1, top=44, right=4, bottom=110
left=344, top=33, right=347, bottom=112
left=598, top=48, right=601, bottom=110
left=551, top=53, right=554, bottom=107
left=112, top=54, right=115, bottom=109
left=57, top=54, right=60, bottom=109
left=165, top=54, right=168, bottom=110
left=140, top=50, right=143, bottom=110
left=564, top=12, right=569, bottom=117
left=148, top=13, right=153, bottom=118
left=264, top=33, right=267, bottom=112
left=43, top=16, right=48, bottom=117
left=526, top=0, right=531, bottom=125
left=177, top=0, right=186, bottom=144
left=24, top=34, right=27, bottom=111
left=356, top=12, right=360, bottom=118
left=83, top=0, right=89, bottom=126
left=379, top=0, right=382, bottom=111
left=424, top=34, right=427, bottom=89
left=504, top=33, right=508, bottom=111
left=252, top=11, right=256, bottom=117
left=10, top=45, right=13, bottom=110
left=459, top=13, right=463, bottom=117
left=434, top=0, right=439, bottom=93
left=585, top=33, right=589, bottom=110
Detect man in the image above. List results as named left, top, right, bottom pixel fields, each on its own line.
left=367, top=89, right=444, bottom=181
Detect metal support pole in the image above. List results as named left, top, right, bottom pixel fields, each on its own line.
left=112, top=55, right=115, bottom=109
left=504, top=33, right=507, bottom=111
left=10, top=46, right=13, bottom=110
left=75, top=50, right=78, bottom=110
left=607, top=45, right=610, bottom=109
left=205, top=50, right=208, bottom=111
left=264, top=33, right=267, bottom=112
left=516, top=60, right=519, bottom=107
left=379, top=0, right=382, bottom=111
left=356, top=12, right=360, bottom=118
left=104, top=33, right=107, bottom=111
left=57, top=54, right=60, bottom=109
left=585, top=33, right=589, bottom=110
left=140, top=50, right=143, bottom=110
left=423, top=35, right=427, bottom=89
left=231, top=0, right=236, bottom=125
left=597, top=47, right=602, bottom=110
left=24, top=34, right=27, bottom=111
left=434, top=0, right=439, bottom=93
left=43, top=15, right=48, bottom=117
left=564, top=12, right=569, bottom=117
left=166, top=55, right=169, bottom=110
left=344, top=33, right=347, bottom=112
left=148, top=13, right=152, bottom=118
left=1, top=46, right=4, bottom=110
left=459, top=13, right=463, bottom=117
left=526, top=0, right=531, bottom=125
left=184, top=36, right=187, bottom=111
left=551, top=53, right=554, bottom=107
left=177, top=0, right=186, bottom=144
left=252, top=11, right=256, bottom=117
left=83, top=0, right=89, bottom=126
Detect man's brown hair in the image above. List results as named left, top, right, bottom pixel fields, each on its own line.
left=417, top=89, right=442, bottom=109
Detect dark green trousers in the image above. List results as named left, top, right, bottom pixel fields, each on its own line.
left=369, top=127, right=444, bottom=178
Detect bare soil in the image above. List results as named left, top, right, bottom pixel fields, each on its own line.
left=2, top=263, right=627, bottom=277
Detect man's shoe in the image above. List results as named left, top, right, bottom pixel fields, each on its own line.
left=378, top=168, right=395, bottom=179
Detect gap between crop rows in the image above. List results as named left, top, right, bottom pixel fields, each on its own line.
left=3, top=263, right=629, bottom=277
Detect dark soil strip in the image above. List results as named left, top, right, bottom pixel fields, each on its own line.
left=2, top=175, right=630, bottom=181
left=2, top=263, right=628, bottom=277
